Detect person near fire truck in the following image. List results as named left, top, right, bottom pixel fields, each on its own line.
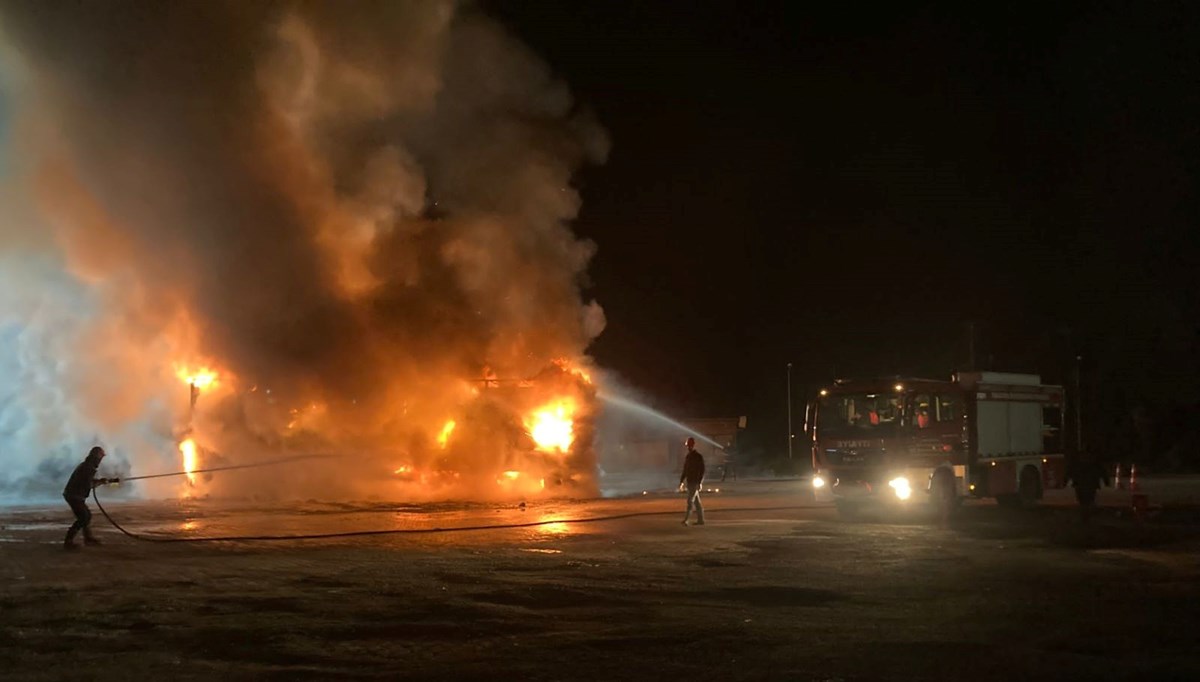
left=62, top=446, right=119, bottom=550
left=1064, top=453, right=1110, bottom=523
left=679, top=437, right=706, bottom=526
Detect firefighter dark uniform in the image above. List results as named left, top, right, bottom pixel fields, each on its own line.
left=63, top=446, right=113, bottom=549
left=1065, top=457, right=1110, bottom=523
left=680, top=438, right=706, bottom=526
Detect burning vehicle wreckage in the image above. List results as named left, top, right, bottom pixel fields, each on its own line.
left=171, top=359, right=599, bottom=502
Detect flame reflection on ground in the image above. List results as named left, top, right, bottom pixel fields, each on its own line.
left=537, top=521, right=572, bottom=536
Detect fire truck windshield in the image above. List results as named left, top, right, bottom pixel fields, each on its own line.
left=817, top=392, right=902, bottom=436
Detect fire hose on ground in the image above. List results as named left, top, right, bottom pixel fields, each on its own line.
left=91, top=459, right=813, bottom=544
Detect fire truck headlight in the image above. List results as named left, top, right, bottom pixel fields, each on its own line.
left=888, top=476, right=912, bottom=501
left=812, top=475, right=826, bottom=489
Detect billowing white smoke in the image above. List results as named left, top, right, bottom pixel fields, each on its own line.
left=0, top=1, right=607, bottom=503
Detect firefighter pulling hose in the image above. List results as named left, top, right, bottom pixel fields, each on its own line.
left=66, top=449, right=338, bottom=548
left=76, top=446, right=813, bottom=545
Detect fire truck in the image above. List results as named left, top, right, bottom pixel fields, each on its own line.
left=807, top=372, right=1067, bottom=516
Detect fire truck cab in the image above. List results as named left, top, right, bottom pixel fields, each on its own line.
left=808, top=372, right=1067, bottom=516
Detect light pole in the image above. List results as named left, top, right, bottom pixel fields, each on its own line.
left=786, top=362, right=793, bottom=460
left=1074, top=355, right=1084, bottom=453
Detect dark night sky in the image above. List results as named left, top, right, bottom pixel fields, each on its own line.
left=489, top=1, right=1199, bottom=455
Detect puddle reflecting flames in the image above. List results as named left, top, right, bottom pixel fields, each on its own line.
left=537, top=521, right=572, bottom=536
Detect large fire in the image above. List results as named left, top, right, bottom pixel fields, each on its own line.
left=161, top=356, right=598, bottom=500
left=526, top=400, right=576, bottom=453
left=0, top=3, right=611, bottom=505
left=383, top=360, right=597, bottom=499
left=173, top=366, right=224, bottom=495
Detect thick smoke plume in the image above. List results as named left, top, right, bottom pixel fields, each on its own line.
left=0, top=1, right=608, bottom=502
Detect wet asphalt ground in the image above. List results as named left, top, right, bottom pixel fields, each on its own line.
left=2, top=480, right=1199, bottom=681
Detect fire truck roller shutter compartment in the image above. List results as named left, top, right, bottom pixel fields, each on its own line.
left=977, top=400, right=1043, bottom=456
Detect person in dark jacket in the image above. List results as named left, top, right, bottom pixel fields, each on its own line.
left=63, top=446, right=117, bottom=550
left=1064, top=454, right=1110, bottom=523
left=679, top=437, right=706, bottom=526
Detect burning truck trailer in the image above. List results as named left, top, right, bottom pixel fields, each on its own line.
left=390, top=361, right=599, bottom=498
left=494, top=364, right=598, bottom=495
left=807, top=372, right=1068, bottom=518
left=172, top=360, right=599, bottom=502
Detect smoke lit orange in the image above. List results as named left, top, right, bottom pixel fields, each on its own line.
left=552, top=357, right=593, bottom=385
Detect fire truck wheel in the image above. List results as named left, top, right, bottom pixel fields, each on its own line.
left=1018, top=465, right=1042, bottom=506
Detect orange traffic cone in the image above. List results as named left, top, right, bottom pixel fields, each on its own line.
left=1130, top=463, right=1139, bottom=492
left=1114, top=463, right=1125, bottom=490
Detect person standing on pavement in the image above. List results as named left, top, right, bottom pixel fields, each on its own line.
left=680, top=437, right=706, bottom=526
left=1064, top=453, right=1110, bottom=523
left=63, top=446, right=118, bottom=550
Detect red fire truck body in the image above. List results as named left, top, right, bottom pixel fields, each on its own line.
left=808, top=372, right=1067, bottom=514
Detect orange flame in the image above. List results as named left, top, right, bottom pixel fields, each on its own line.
left=176, top=366, right=218, bottom=391
left=437, top=420, right=456, bottom=449
left=526, top=400, right=575, bottom=453
left=494, top=470, right=518, bottom=487
left=179, top=438, right=198, bottom=485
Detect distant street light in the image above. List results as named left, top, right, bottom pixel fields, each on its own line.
left=787, top=362, right=793, bottom=460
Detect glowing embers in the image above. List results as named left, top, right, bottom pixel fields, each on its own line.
left=525, top=399, right=575, bottom=453
left=437, top=420, right=456, bottom=449
left=493, top=470, right=549, bottom=496
left=179, top=438, right=198, bottom=486
left=287, top=402, right=328, bottom=431
left=393, top=464, right=461, bottom=487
